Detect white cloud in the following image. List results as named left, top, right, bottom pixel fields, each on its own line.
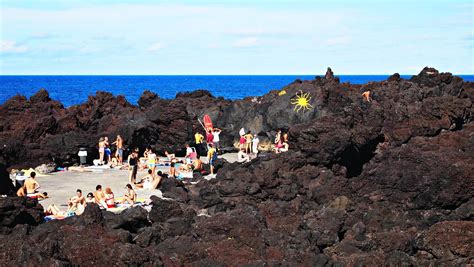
left=232, top=37, right=258, bottom=48
left=325, top=35, right=351, bottom=46
left=147, top=42, right=163, bottom=52
left=29, top=32, right=55, bottom=39
left=0, top=40, right=28, bottom=53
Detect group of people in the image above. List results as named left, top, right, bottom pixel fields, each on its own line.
left=98, top=135, right=124, bottom=166
left=194, top=128, right=222, bottom=156
left=16, top=171, right=48, bottom=199
left=237, top=130, right=259, bottom=163
left=15, top=123, right=293, bottom=221
left=45, top=184, right=138, bottom=219
left=274, top=129, right=289, bottom=153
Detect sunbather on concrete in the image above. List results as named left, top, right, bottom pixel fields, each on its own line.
left=24, top=172, right=41, bottom=198
left=121, top=184, right=137, bottom=204
left=68, top=189, right=85, bottom=211
left=94, top=185, right=107, bottom=209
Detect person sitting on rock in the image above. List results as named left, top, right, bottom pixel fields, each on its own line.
left=277, top=133, right=290, bottom=153
left=274, top=129, right=283, bottom=153
left=104, top=187, right=116, bottom=209
left=362, top=91, right=371, bottom=102
left=237, top=148, right=251, bottom=163
left=121, top=184, right=137, bottom=204
left=68, top=189, right=85, bottom=212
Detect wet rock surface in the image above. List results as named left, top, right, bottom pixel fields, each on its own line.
left=0, top=68, right=473, bottom=265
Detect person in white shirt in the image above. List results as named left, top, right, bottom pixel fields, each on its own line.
left=212, top=128, right=222, bottom=152
left=252, top=135, right=259, bottom=155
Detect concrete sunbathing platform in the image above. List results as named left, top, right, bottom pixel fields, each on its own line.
left=36, top=153, right=239, bottom=210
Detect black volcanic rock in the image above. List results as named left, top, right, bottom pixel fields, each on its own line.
left=0, top=197, right=44, bottom=229
left=138, top=90, right=159, bottom=109
left=0, top=67, right=473, bottom=265
left=0, top=164, right=15, bottom=196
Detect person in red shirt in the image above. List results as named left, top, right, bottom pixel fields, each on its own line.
left=206, top=129, right=214, bottom=150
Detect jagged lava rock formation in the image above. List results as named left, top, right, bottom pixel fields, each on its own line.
left=0, top=67, right=473, bottom=265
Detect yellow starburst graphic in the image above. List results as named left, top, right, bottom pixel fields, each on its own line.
left=290, top=90, right=313, bottom=112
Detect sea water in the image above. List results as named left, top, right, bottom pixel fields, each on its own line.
left=1, top=75, right=472, bottom=107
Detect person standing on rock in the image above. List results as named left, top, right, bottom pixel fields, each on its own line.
left=244, top=131, right=253, bottom=154
left=128, top=149, right=139, bottom=184
left=206, top=129, right=214, bottom=151
left=194, top=131, right=205, bottom=156
left=212, top=128, right=222, bottom=153
left=98, top=137, right=105, bottom=165
left=207, top=143, right=218, bottom=175
left=113, top=135, right=124, bottom=165
left=362, top=91, right=372, bottom=102
left=252, top=135, right=260, bottom=155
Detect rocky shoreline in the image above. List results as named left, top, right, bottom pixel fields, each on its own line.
left=0, top=67, right=473, bottom=265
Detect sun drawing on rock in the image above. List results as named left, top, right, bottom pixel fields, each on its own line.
left=290, top=90, right=313, bottom=112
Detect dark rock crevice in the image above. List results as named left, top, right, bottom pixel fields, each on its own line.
left=337, top=135, right=385, bottom=178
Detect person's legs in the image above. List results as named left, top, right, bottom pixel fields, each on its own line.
left=152, top=165, right=157, bottom=178
left=128, top=168, right=134, bottom=184
left=132, top=165, right=138, bottom=183
left=210, top=160, right=214, bottom=175
left=152, top=176, right=162, bottom=189
left=118, top=149, right=123, bottom=165
left=99, top=151, right=104, bottom=164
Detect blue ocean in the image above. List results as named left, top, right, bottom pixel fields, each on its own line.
left=1, top=75, right=473, bottom=107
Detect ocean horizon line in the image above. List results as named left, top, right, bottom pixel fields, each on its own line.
left=1, top=73, right=473, bottom=76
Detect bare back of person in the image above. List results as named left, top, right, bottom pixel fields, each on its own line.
left=24, top=178, right=39, bottom=194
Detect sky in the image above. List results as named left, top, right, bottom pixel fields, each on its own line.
left=0, top=0, right=472, bottom=74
